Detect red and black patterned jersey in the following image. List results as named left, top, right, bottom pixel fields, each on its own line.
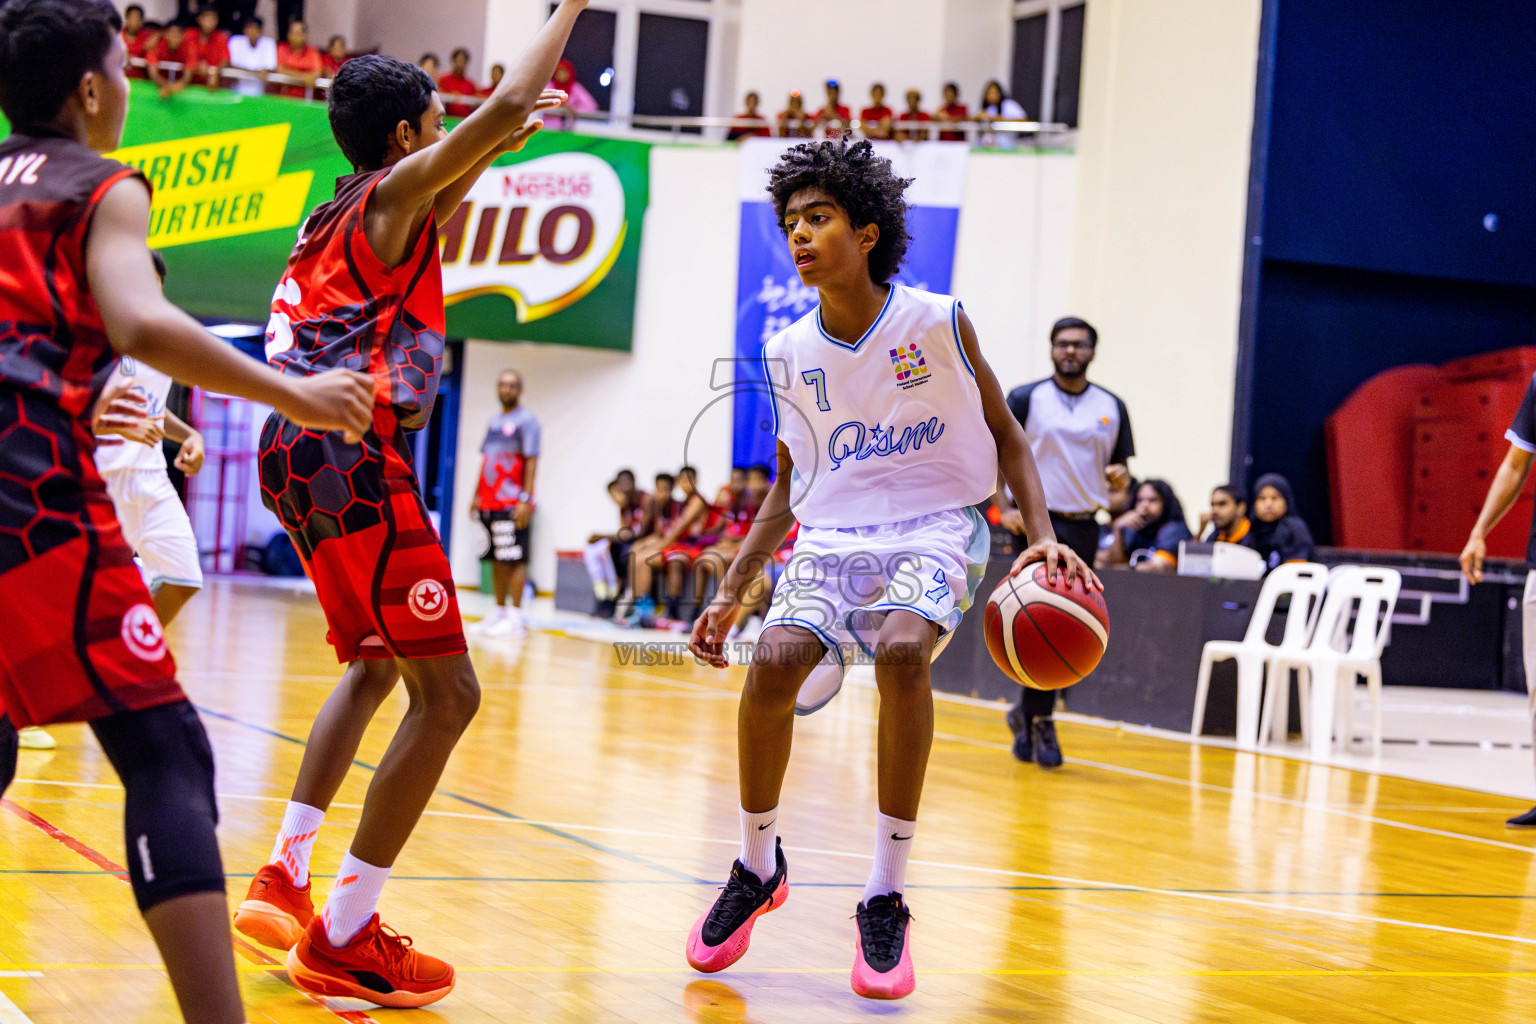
left=0, top=130, right=144, bottom=575
left=265, top=168, right=446, bottom=433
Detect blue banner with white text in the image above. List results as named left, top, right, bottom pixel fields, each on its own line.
left=731, top=139, right=969, bottom=471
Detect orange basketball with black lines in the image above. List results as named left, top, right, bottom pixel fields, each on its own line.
left=984, top=562, right=1109, bottom=690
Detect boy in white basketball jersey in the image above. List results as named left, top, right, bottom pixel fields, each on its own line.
left=687, top=140, right=1097, bottom=998
left=94, top=252, right=206, bottom=625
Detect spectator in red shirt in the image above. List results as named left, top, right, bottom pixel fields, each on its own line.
left=815, top=79, right=851, bottom=138
left=728, top=91, right=772, bottom=140
left=437, top=47, right=480, bottom=117
left=122, top=5, right=158, bottom=71
left=937, top=81, right=969, bottom=141
left=479, top=63, right=505, bottom=97
left=194, top=8, right=230, bottom=87
left=895, top=88, right=932, bottom=141
left=275, top=18, right=321, bottom=97
left=321, top=34, right=348, bottom=77
left=859, top=82, right=894, bottom=140
left=777, top=90, right=813, bottom=138
left=148, top=21, right=202, bottom=98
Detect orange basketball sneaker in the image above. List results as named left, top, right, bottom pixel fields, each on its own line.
left=286, top=913, right=455, bottom=1008
left=233, top=863, right=314, bottom=951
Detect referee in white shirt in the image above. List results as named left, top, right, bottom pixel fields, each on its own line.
left=995, top=317, right=1134, bottom=767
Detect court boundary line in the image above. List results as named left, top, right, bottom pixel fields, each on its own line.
left=0, top=798, right=379, bottom=1024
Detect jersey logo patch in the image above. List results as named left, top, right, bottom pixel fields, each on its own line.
left=120, top=604, right=168, bottom=661
left=408, top=579, right=449, bottom=621
left=890, top=345, right=931, bottom=390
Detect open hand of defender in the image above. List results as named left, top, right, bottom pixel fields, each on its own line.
left=90, top=380, right=163, bottom=447
left=690, top=597, right=741, bottom=669
left=496, top=90, right=566, bottom=154
left=276, top=369, right=374, bottom=443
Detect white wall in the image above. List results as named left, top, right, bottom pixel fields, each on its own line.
left=733, top=0, right=1012, bottom=117
left=450, top=144, right=1077, bottom=590
left=353, top=0, right=491, bottom=77
left=1068, top=0, right=1262, bottom=510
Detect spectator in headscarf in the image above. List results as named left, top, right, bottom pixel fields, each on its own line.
left=541, top=58, right=599, bottom=129
left=1245, top=473, right=1316, bottom=570
left=1100, top=479, right=1193, bottom=573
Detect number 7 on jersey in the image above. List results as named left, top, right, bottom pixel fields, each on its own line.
left=801, top=368, right=831, bottom=412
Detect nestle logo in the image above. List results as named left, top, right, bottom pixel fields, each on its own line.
left=500, top=172, right=593, bottom=200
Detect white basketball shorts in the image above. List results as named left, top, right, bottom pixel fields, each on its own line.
left=103, top=469, right=203, bottom=590
left=761, top=506, right=990, bottom=714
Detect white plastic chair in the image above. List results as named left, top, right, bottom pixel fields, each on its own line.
left=1269, top=566, right=1400, bottom=759
left=1190, top=562, right=1329, bottom=749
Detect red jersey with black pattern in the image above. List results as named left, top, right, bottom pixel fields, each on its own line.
left=0, top=130, right=181, bottom=727
left=265, top=167, right=446, bottom=437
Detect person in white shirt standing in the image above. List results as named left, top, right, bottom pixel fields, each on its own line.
left=225, top=15, right=276, bottom=96
left=686, top=139, right=1096, bottom=999
left=95, top=251, right=205, bottom=626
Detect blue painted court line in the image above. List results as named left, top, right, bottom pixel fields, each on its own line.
left=194, top=705, right=707, bottom=885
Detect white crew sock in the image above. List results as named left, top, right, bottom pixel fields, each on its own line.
left=322, top=851, right=392, bottom=947
left=268, top=801, right=324, bottom=887
left=863, top=813, right=916, bottom=904
left=740, top=806, right=779, bottom=883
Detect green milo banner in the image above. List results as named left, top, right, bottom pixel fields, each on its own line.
left=10, top=81, right=650, bottom=350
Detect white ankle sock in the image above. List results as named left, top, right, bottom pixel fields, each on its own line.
left=863, top=813, right=916, bottom=904
left=268, top=801, right=324, bottom=887
left=322, top=851, right=391, bottom=947
left=739, top=806, right=779, bottom=883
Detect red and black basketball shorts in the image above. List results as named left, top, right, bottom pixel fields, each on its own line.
left=258, top=414, right=466, bottom=664
left=0, top=494, right=184, bottom=730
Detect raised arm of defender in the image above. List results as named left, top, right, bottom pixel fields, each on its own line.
left=87, top=178, right=374, bottom=441
left=375, top=0, right=589, bottom=217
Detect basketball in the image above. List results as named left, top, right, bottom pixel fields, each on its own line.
left=984, top=562, right=1110, bottom=690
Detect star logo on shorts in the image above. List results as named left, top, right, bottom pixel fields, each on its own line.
left=408, top=579, right=449, bottom=622
left=120, top=604, right=168, bottom=661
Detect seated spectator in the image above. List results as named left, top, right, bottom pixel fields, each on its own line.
left=730, top=521, right=797, bottom=642
left=695, top=464, right=769, bottom=599
left=1246, top=474, right=1315, bottom=569
left=657, top=466, right=725, bottom=625
left=418, top=52, right=440, bottom=78
left=275, top=19, right=322, bottom=97
left=619, top=471, right=680, bottom=626
left=1100, top=479, right=1193, bottom=573
left=438, top=47, right=479, bottom=117
left=147, top=21, right=202, bottom=98
left=1200, top=482, right=1252, bottom=544
left=860, top=83, right=894, bottom=140
left=777, top=90, right=813, bottom=138
left=541, top=59, right=599, bottom=129
left=1096, top=473, right=1139, bottom=561
left=728, top=91, right=772, bottom=140
left=584, top=469, right=651, bottom=619
left=479, top=62, right=505, bottom=97
left=976, top=79, right=1026, bottom=148
left=226, top=15, right=275, bottom=96
left=894, top=89, right=931, bottom=141
left=321, top=34, right=349, bottom=77
left=122, top=5, right=158, bottom=75
left=194, top=8, right=230, bottom=88
left=936, top=81, right=968, bottom=141
left=815, top=79, right=851, bottom=138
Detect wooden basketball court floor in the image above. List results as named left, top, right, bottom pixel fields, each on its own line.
left=5, top=579, right=1536, bottom=1023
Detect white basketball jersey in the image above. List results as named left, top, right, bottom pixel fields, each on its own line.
left=93, top=356, right=171, bottom=474
left=764, top=285, right=997, bottom=528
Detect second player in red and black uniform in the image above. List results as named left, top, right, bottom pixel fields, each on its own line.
left=234, top=3, right=588, bottom=1009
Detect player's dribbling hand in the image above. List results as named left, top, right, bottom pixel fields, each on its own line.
left=1459, top=535, right=1487, bottom=585
left=280, top=369, right=374, bottom=443
left=690, top=599, right=740, bottom=669
left=1013, top=540, right=1102, bottom=591
left=90, top=381, right=162, bottom=446
left=174, top=429, right=205, bottom=476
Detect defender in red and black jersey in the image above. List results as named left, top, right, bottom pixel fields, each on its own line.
left=234, top=6, right=587, bottom=1009
left=0, top=4, right=372, bottom=1022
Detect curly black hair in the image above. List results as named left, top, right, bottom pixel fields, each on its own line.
left=767, top=139, right=913, bottom=284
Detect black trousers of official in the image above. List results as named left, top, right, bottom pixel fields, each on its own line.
left=1012, top=514, right=1102, bottom=720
